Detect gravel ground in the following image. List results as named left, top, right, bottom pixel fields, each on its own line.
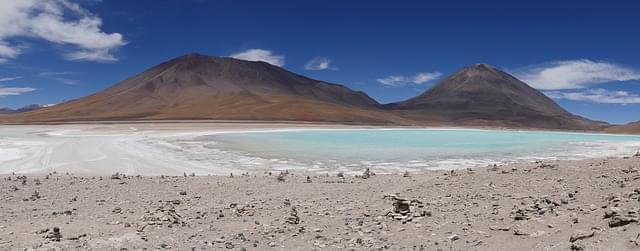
left=2, top=154, right=640, bottom=250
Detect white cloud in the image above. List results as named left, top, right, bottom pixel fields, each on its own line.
left=514, top=59, right=640, bottom=90
left=377, top=72, right=442, bottom=87
left=0, top=0, right=126, bottom=63
left=0, top=76, right=22, bottom=82
left=0, top=41, right=21, bottom=63
left=545, top=89, right=640, bottom=104
left=412, top=72, right=442, bottom=84
left=0, top=86, right=35, bottom=97
left=305, top=57, right=334, bottom=70
left=230, top=49, right=284, bottom=66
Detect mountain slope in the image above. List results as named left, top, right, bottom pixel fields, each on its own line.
left=9, top=54, right=407, bottom=124
left=387, top=64, right=607, bottom=130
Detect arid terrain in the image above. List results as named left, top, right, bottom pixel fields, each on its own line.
left=2, top=155, right=640, bottom=250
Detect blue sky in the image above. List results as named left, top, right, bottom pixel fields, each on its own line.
left=1, top=0, right=639, bottom=124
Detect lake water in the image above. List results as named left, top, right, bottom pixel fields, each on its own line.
left=2, top=127, right=640, bottom=175
left=199, top=129, right=640, bottom=173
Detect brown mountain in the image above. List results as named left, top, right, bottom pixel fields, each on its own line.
left=8, top=54, right=407, bottom=124
left=386, top=64, right=607, bottom=130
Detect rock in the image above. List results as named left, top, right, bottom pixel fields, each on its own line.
left=604, top=208, right=620, bottom=218
left=179, top=191, right=187, bottom=196
left=393, top=198, right=411, bottom=215
left=35, top=228, right=49, bottom=234
left=359, top=168, right=374, bottom=179
left=44, top=227, right=62, bottom=242
left=570, top=242, right=585, bottom=251
left=66, top=233, right=87, bottom=240
left=140, top=204, right=186, bottom=228
left=513, top=229, right=530, bottom=236
left=285, top=206, right=300, bottom=224
left=609, top=215, right=638, bottom=227
left=569, top=231, right=595, bottom=242
left=513, top=209, right=529, bottom=220
left=29, top=190, right=40, bottom=201
left=489, top=225, right=511, bottom=231
left=448, top=234, right=460, bottom=241
left=277, top=172, right=287, bottom=182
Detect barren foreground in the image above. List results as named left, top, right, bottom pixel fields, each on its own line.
left=2, top=156, right=640, bottom=250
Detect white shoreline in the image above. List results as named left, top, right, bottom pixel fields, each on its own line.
left=1, top=123, right=639, bottom=176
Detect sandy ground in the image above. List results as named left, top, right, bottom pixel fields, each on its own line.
left=2, top=155, right=640, bottom=250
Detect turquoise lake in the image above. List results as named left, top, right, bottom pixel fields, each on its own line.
left=205, top=129, right=640, bottom=172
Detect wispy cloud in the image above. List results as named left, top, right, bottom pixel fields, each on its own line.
left=230, top=49, right=284, bottom=66
left=0, top=86, right=35, bottom=97
left=39, top=71, right=81, bottom=85
left=513, top=59, right=640, bottom=90
left=0, top=76, right=22, bottom=82
left=39, top=72, right=77, bottom=76
left=305, top=57, right=335, bottom=71
left=546, top=89, right=640, bottom=104
left=0, top=0, right=126, bottom=63
left=65, top=49, right=118, bottom=63
left=377, top=72, right=442, bottom=87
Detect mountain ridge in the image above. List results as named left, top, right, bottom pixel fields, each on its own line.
left=2, top=54, right=610, bottom=130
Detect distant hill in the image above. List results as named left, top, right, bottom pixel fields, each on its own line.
left=386, top=64, right=607, bottom=130
left=0, top=104, right=47, bottom=115
left=9, top=54, right=407, bottom=124
left=605, top=121, right=640, bottom=134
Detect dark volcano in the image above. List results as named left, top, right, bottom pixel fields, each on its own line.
left=387, top=64, right=607, bottom=130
